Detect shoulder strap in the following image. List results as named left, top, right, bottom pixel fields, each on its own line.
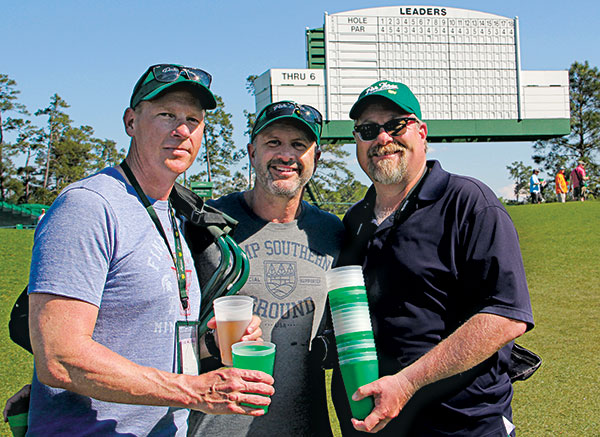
left=170, top=183, right=238, bottom=232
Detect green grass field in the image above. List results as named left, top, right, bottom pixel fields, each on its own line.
left=1, top=201, right=599, bottom=436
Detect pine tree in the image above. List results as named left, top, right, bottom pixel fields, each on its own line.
left=532, top=61, right=600, bottom=196
left=0, top=74, right=29, bottom=201
left=35, top=94, right=72, bottom=192
left=194, top=95, right=246, bottom=196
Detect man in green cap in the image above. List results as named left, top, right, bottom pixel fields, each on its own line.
left=332, top=80, right=534, bottom=436
left=188, top=100, right=343, bottom=436
left=25, top=64, right=274, bottom=436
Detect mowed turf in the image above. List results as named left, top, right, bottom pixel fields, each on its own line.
left=508, top=201, right=599, bottom=436
left=0, top=229, right=34, bottom=436
left=1, top=201, right=599, bottom=436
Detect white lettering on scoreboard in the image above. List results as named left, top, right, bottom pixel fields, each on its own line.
left=324, top=6, right=520, bottom=121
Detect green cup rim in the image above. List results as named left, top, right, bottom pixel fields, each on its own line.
left=336, top=331, right=374, bottom=341
left=337, top=343, right=376, bottom=352
left=327, top=285, right=367, bottom=294
left=339, top=356, right=380, bottom=365
left=231, top=341, right=276, bottom=356
left=338, top=351, right=378, bottom=359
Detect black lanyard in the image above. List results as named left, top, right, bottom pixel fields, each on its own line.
left=120, top=160, right=189, bottom=310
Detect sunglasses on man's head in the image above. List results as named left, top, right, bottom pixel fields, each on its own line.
left=150, top=64, right=212, bottom=87
left=255, top=102, right=323, bottom=134
left=132, top=64, right=213, bottom=101
left=354, top=117, right=417, bottom=141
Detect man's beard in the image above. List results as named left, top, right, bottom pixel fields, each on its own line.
left=367, top=142, right=407, bottom=185
left=255, top=159, right=311, bottom=198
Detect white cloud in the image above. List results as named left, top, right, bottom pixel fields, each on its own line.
left=498, top=183, right=517, bottom=200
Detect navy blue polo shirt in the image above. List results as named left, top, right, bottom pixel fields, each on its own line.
left=332, top=160, right=534, bottom=436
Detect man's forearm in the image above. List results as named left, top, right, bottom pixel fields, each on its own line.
left=31, top=294, right=271, bottom=414
left=400, top=313, right=527, bottom=393
left=35, top=335, right=206, bottom=408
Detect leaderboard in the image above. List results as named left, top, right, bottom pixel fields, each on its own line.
left=324, top=6, right=520, bottom=121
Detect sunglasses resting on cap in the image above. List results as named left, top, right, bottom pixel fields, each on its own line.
left=130, top=64, right=216, bottom=110
left=251, top=101, right=323, bottom=144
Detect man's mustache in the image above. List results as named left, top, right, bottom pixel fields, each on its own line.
left=368, top=143, right=405, bottom=158
left=268, top=158, right=304, bottom=172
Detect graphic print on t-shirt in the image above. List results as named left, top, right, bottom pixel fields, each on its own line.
left=265, top=261, right=297, bottom=299
left=242, top=237, right=333, bottom=331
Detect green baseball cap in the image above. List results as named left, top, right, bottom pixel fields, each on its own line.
left=349, top=80, right=422, bottom=120
left=130, top=64, right=217, bottom=110
left=251, top=101, right=322, bottom=145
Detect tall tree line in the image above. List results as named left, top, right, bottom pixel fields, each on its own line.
left=0, top=74, right=250, bottom=204
left=1, top=73, right=366, bottom=209
left=507, top=60, right=600, bottom=201
left=1, top=75, right=125, bottom=205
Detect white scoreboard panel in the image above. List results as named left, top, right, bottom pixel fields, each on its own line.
left=325, top=6, right=521, bottom=121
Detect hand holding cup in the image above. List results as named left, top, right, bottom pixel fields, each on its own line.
left=189, top=366, right=275, bottom=416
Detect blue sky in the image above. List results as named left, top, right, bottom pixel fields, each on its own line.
left=3, top=0, right=599, bottom=199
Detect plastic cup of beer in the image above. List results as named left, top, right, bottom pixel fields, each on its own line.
left=232, top=341, right=276, bottom=412
left=213, top=295, right=254, bottom=366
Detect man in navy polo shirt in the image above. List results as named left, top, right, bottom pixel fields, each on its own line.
left=331, top=80, right=534, bottom=436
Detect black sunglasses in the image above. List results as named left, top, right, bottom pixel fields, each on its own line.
left=254, top=102, right=323, bottom=135
left=132, top=64, right=213, bottom=101
left=354, top=117, right=417, bottom=141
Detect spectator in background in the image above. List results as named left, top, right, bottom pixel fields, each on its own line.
left=555, top=168, right=568, bottom=203
left=36, top=209, right=46, bottom=223
left=570, top=161, right=588, bottom=202
left=529, top=169, right=542, bottom=204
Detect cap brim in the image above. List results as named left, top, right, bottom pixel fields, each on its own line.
left=142, top=80, right=217, bottom=110
left=252, top=115, right=320, bottom=144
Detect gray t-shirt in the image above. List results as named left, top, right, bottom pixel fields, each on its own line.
left=188, top=192, right=343, bottom=437
left=27, top=167, right=201, bottom=436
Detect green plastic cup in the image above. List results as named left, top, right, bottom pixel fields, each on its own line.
left=337, top=347, right=377, bottom=358
left=331, top=300, right=369, bottom=308
left=7, top=412, right=28, bottom=437
left=336, top=339, right=376, bottom=350
left=339, top=359, right=379, bottom=420
left=232, top=341, right=276, bottom=413
left=328, top=285, right=367, bottom=301
left=335, top=331, right=374, bottom=343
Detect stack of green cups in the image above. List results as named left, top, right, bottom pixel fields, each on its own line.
left=326, top=265, right=379, bottom=420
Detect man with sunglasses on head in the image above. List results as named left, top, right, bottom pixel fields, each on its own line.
left=25, top=64, right=274, bottom=436
left=331, top=81, right=534, bottom=436
left=188, top=101, right=343, bottom=437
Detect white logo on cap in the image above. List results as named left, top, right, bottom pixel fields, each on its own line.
left=271, top=102, right=292, bottom=111
left=364, top=82, right=399, bottom=96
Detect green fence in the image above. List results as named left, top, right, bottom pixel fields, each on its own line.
left=0, top=202, right=50, bottom=228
